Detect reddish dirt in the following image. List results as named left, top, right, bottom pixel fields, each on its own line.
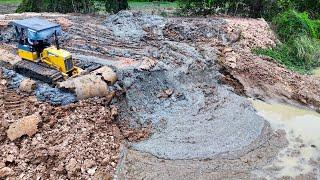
left=0, top=69, right=150, bottom=179
left=219, top=18, right=320, bottom=110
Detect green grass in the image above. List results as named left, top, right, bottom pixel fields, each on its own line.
left=0, top=0, right=178, bottom=9
left=254, top=36, right=320, bottom=74
left=90, top=1, right=178, bottom=14
left=128, top=1, right=178, bottom=10
left=273, top=10, right=320, bottom=42
left=254, top=10, right=320, bottom=74
left=0, top=0, right=22, bottom=5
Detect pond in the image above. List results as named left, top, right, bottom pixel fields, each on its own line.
left=252, top=100, right=320, bottom=178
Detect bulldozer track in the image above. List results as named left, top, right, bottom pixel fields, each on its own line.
left=0, top=87, right=26, bottom=117
left=14, top=60, right=64, bottom=84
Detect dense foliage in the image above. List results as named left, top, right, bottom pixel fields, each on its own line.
left=177, top=0, right=320, bottom=19
left=256, top=10, right=320, bottom=73
left=177, top=0, right=266, bottom=17
left=16, top=0, right=129, bottom=13
left=105, top=0, right=128, bottom=13
left=17, top=0, right=95, bottom=13
left=273, top=10, right=320, bottom=41
left=292, top=0, right=320, bottom=19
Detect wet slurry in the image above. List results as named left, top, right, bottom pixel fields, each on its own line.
left=1, top=68, right=76, bottom=105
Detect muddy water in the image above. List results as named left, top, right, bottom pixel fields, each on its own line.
left=252, top=100, right=320, bottom=178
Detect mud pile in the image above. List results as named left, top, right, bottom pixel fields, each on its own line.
left=101, top=13, right=270, bottom=161
left=104, top=11, right=166, bottom=41
left=1, top=68, right=77, bottom=105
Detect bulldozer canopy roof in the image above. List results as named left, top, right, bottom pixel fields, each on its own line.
left=10, top=18, right=62, bottom=40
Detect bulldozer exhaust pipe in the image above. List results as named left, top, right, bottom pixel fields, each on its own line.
left=54, top=31, right=60, bottom=50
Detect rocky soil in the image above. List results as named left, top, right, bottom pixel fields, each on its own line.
left=0, top=11, right=320, bottom=179
left=0, top=69, right=149, bottom=179
left=220, top=18, right=320, bottom=110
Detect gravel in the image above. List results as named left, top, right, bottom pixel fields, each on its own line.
left=123, top=65, right=267, bottom=159
left=104, top=11, right=166, bottom=41
left=102, top=12, right=270, bottom=160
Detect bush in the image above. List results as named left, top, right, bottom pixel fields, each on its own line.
left=255, top=36, right=320, bottom=73
left=292, top=36, right=320, bottom=66
left=16, top=0, right=40, bottom=12
left=177, top=0, right=320, bottom=20
left=255, top=10, right=320, bottom=73
left=17, top=0, right=95, bottom=13
left=292, top=0, right=320, bottom=19
left=105, top=0, right=128, bottom=13
left=177, top=0, right=288, bottom=18
left=272, top=10, right=320, bottom=41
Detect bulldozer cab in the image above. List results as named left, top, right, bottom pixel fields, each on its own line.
left=10, top=18, right=62, bottom=54
left=10, top=18, right=64, bottom=64
left=10, top=18, right=79, bottom=76
left=10, top=18, right=62, bottom=42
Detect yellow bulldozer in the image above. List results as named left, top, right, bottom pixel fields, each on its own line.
left=10, top=18, right=80, bottom=83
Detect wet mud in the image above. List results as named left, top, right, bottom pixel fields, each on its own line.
left=1, top=68, right=76, bottom=105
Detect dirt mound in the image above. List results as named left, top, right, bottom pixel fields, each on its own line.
left=220, top=18, right=320, bottom=110
left=104, top=11, right=166, bottom=41
left=0, top=69, right=150, bottom=179
left=163, top=18, right=226, bottom=42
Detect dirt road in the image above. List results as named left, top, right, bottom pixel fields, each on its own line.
left=0, top=11, right=320, bottom=179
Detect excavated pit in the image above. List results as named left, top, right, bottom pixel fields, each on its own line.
left=1, top=11, right=319, bottom=179
left=0, top=11, right=283, bottom=179
left=118, top=63, right=270, bottom=160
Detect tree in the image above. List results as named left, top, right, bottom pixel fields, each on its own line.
left=17, top=0, right=95, bottom=13
left=177, top=0, right=320, bottom=20
left=16, top=0, right=41, bottom=12
left=105, top=0, right=128, bottom=13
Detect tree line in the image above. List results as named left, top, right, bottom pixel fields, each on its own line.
left=17, top=0, right=129, bottom=13
left=177, top=0, right=320, bottom=20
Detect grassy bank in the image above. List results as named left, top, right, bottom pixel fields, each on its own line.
left=0, top=0, right=21, bottom=4
left=255, top=10, right=320, bottom=74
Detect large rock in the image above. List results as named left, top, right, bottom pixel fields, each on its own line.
left=19, top=78, right=36, bottom=93
left=0, top=167, right=14, bottom=178
left=6, top=114, right=41, bottom=141
left=57, top=66, right=117, bottom=100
